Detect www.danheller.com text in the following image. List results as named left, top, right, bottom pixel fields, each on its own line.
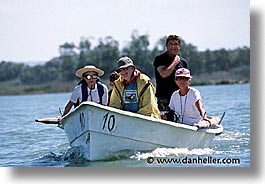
left=146, top=156, right=241, bottom=165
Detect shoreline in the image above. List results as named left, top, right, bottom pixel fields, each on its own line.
left=0, top=79, right=249, bottom=96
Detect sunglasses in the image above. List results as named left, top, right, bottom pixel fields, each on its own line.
left=84, top=74, right=98, bottom=80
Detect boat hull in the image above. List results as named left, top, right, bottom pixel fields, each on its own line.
left=60, top=102, right=223, bottom=161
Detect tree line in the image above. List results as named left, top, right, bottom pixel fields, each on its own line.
left=0, top=31, right=249, bottom=85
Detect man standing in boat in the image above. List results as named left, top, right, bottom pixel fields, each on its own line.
left=62, top=65, right=108, bottom=116
left=109, top=56, right=160, bottom=119
left=153, top=35, right=189, bottom=113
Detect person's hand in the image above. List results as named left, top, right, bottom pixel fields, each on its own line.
left=56, top=116, right=62, bottom=120
left=173, top=55, right=180, bottom=65
left=203, top=117, right=211, bottom=126
left=161, top=114, right=167, bottom=120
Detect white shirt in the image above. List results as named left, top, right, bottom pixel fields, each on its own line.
left=70, top=83, right=108, bottom=105
left=169, top=87, right=202, bottom=125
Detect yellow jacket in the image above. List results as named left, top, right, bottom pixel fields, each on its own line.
left=109, top=73, right=160, bottom=119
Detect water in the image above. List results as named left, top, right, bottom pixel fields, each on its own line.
left=0, top=84, right=250, bottom=167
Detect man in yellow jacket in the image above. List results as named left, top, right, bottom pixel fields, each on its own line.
left=109, top=56, right=160, bottom=119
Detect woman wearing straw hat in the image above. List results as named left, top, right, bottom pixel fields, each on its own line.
left=62, top=65, right=108, bottom=116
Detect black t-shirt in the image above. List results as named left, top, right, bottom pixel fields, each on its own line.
left=153, top=52, right=188, bottom=99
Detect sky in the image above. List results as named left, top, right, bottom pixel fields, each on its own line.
left=0, top=0, right=249, bottom=63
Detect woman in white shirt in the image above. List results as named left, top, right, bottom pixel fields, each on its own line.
left=162, top=68, right=212, bottom=126
left=62, top=65, right=108, bottom=116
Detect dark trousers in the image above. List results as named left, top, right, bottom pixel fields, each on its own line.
left=157, top=97, right=170, bottom=112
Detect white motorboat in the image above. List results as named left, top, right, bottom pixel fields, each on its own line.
left=56, top=101, right=223, bottom=161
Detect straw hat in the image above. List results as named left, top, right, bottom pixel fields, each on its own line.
left=75, top=65, right=104, bottom=78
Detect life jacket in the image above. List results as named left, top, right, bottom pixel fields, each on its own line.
left=74, top=79, right=104, bottom=108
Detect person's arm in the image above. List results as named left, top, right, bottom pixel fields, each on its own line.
left=157, top=55, right=180, bottom=78
left=195, top=99, right=211, bottom=122
left=109, top=84, right=123, bottom=109
left=195, top=99, right=205, bottom=117
left=137, top=83, right=160, bottom=119
left=62, top=101, right=75, bottom=116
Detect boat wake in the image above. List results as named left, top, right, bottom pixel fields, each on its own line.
left=131, top=147, right=215, bottom=160
left=32, top=147, right=216, bottom=167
